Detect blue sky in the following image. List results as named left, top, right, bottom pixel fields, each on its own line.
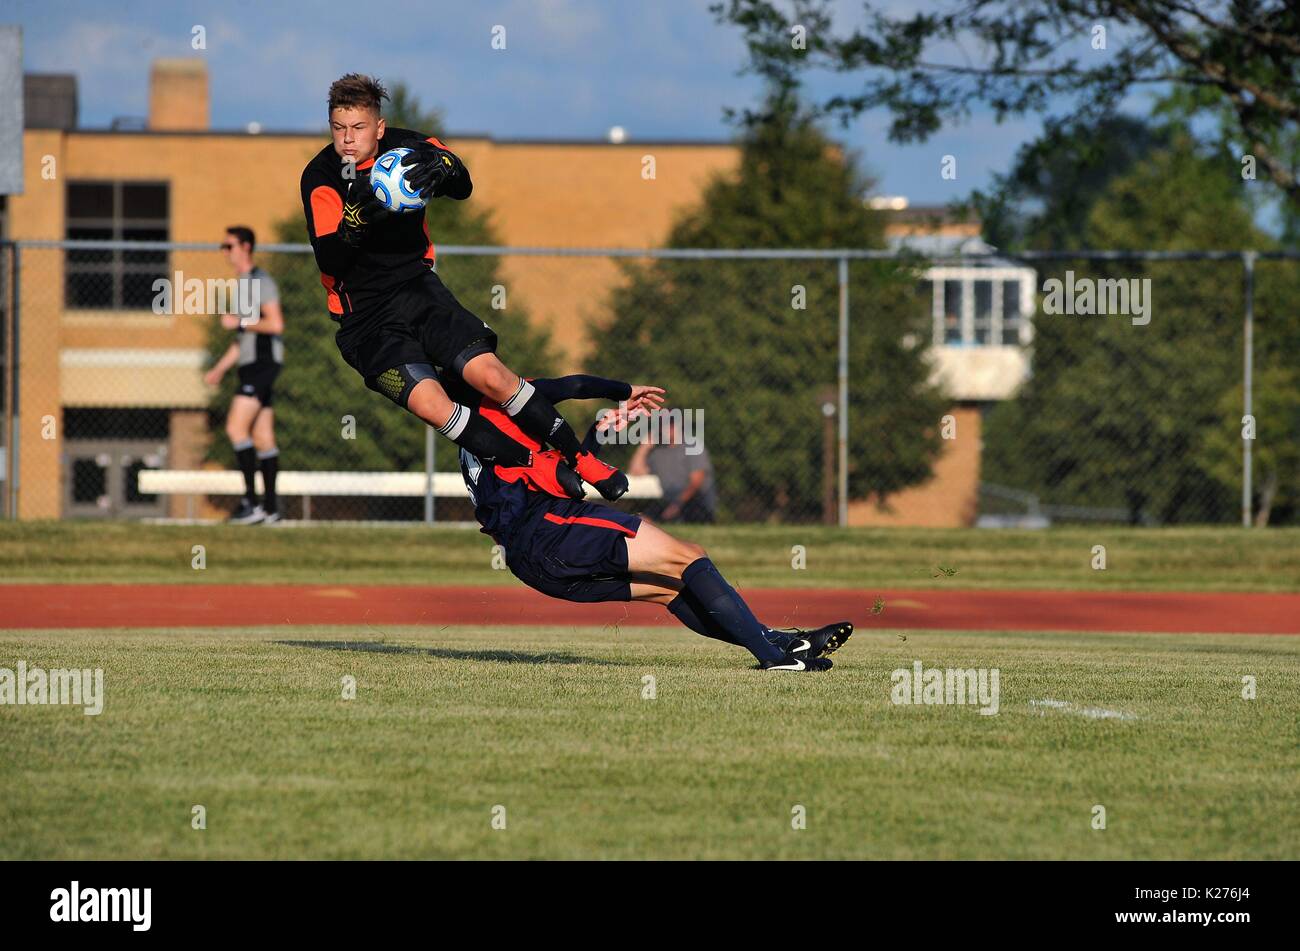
left=13, top=0, right=1133, bottom=207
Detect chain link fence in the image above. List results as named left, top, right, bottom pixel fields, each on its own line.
left=2, top=240, right=1296, bottom=526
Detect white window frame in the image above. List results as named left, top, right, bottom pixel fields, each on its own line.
left=925, top=266, right=1037, bottom=347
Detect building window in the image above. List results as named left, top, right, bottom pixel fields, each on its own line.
left=65, top=181, right=169, bottom=309
left=925, top=267, right=1036, bottom=348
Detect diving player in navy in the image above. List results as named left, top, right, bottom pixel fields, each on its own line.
left=300, top=73, right=625, bottom=503
left=453, top=373, right=854, bottom=671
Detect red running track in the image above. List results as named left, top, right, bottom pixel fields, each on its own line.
left=0, top=585, right=1297, bottom=634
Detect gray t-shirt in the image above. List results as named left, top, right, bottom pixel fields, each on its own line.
left=648, top=443, right=716, bottom=512
left=235, top=266, right=283, bottom=366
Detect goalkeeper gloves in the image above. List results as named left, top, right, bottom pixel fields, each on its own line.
left=399, top=140, right=464, bottom=199
left=337, top=172, right=391, bottom=246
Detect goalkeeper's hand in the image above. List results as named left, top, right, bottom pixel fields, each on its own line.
left=337, top=173, right=391, bottom=246
left=399, top=140, right=463, bottom=199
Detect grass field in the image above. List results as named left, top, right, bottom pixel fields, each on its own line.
left=2, top=623, right=1297, bottom=860
left=3, top=521, right=1300, bottom=590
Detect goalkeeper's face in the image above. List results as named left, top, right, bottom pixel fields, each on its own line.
left=329, top=106, right=386, bottom=166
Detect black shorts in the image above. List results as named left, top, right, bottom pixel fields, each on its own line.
left=236, top=362, right=280, bottom=406
left=506, top=499, right=643, bottom=603
left=335, top=270, right=498, bottom=409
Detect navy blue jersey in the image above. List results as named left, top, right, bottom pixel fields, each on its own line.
left=456, top=374, right=632, bottom=546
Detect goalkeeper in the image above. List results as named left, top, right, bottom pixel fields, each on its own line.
left=300, top=73, right=625, bottom=501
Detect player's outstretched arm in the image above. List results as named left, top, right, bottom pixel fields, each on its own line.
left=531, top=374, right=632, bottom=405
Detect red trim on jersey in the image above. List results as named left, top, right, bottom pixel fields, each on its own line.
left=422, top=217, right=436, bottom=263
left=310, top=185, right=343, bottom=237
left=319, top=272, right=343, bottom=315
left=542, top=512, right=638, bottom=537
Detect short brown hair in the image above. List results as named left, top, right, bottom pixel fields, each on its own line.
left=328, top=74, right=389, bottom=115
left=225, top=226, right=255, bottom=252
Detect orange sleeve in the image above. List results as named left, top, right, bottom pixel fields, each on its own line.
left=310, top=186, right=344, bottom=237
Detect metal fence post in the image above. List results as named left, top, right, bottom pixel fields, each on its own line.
left=1242, top=251, right=1255, bottom=528
left=837, top=256, right=849, bottom=527
left=424, top=426, right=435, bottom=524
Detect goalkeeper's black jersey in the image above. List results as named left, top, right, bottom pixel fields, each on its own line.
left=299, top=126, right=472, bottom=318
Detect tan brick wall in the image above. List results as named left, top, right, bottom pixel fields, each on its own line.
left=11, top=131, right=66, bottom=518
left=848, top=404, right=982, bottom=527
left=149, top=60, right=209, bottom=132
left=12, top=123, right=980, bottom=525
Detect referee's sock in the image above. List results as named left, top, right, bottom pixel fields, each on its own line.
left=232, top=439, right=257, bottom=503
left=499, top=378, right=583, bottom=461
left=257, top=448, right=279, bottom=513
left=679, top=558, right=785, bottom=664
left=435, top=403, right=531, bottom=468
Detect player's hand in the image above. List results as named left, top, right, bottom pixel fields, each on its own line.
left=221, top=314, right=241, bottom=330
left=202, top=368, right=223, bottom=387
left=626, top=385, right=666, bottom=415
left=338, top=173, right=392, bottom=246
left=595, top=404, right=648, bottom=433
left=400, top=140, right=462, bottom=198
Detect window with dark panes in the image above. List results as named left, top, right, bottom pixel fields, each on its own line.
left=65, top=181, right=169, bottom=309
left=942, top=280, right=962, bottom=344
left=1002, top=279, right=1024, bottom=344
left=973, top=280, right=993, bottom=345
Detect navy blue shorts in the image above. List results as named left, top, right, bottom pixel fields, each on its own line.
left=507, top=499, right=642, bottom=603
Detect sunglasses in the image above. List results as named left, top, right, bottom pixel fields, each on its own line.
left=220, top=242, right=236, bottom=250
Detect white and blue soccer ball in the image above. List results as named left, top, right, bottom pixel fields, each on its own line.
left=370, top=147, right=427, bottom=213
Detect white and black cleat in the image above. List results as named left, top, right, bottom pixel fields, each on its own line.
left=761, top=638, right=833, bottom=672
left=260, top=509, right=283, bottom=525
left=228, top=500, right=266, bottom=525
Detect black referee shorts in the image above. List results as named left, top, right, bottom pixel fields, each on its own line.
left=335, top=270, right=499, bottom=409
left=236, top=361, right=280, bottom=406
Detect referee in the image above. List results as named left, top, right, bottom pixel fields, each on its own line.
left=204, top=226, right=285, bottom=524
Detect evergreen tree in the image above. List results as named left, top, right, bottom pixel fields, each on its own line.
left=593, top=95, right=946, bottom=522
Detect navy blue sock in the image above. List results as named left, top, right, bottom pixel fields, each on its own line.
left=667, top=591, right=795, bottom=650
left=679, top=558, right=785, bottom=663
left=668, top=591, right=740, bottom=646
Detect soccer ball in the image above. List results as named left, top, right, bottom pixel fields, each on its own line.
left=370, top=147, right=426, bottom=213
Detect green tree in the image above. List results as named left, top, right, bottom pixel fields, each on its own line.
left=964, top=114, right=1170, bottom=251
left=1199, top=368, right=1300, bottom=524
left=207, top=82, right=556, bottom=476
left=716, top=0, right=1300, bottom=209
left=592, top=95, right=946, bottom=522
left=982, top=133, right=1300, bottom=522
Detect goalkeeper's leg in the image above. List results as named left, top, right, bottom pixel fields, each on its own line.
left=461, top=352, right=629, bottom=501
left=401, top=373, right=534, bottom=469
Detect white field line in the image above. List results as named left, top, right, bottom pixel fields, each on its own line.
left=1029, top=698, right=1138, bottom=721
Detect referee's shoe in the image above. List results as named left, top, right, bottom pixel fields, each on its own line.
left=229, top=499, right=266, bottom=525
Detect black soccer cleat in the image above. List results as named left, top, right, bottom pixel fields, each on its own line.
left=554, top=460, right=587, bottom=500
left=228, top=499, right=266, bottom=525
left=797, top=621, right=854, bottom=659
left=761, top=638, right=833, bottom=672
